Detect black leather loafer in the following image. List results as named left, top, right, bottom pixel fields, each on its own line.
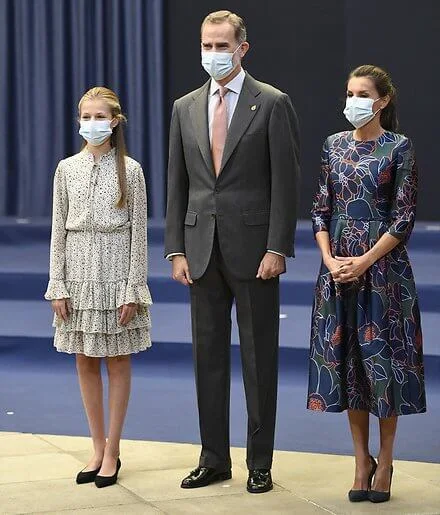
left=247, top=469, right=273, bottom=493
left=181, top=467, right=232, bottom=489
left=76, top=465, right=101, bottom=484
left=95, top=458, right=121, bottom=488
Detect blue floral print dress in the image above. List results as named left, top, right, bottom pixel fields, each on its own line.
left=307, top=131, right=426, bottom=418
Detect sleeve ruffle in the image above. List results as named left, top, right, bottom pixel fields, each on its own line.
left=44, top=279, right=70, bottom=300
left=124, top=283, right=153, bottom=306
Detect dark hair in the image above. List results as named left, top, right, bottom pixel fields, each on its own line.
left=349, top=65, right=399, bottom=132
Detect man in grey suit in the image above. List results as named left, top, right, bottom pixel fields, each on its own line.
left=165, top=10, right=300, bottom=493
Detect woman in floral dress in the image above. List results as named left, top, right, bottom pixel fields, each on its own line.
left=45, top=87, right=152, bottom=487
left=308, top=65, right=426, bottom=503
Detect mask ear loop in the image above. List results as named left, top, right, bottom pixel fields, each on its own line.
left=233, top=44, right=242, bottom=55
left=372, top=98, right=384, bottom=117
left=224, top=44, right=242, bottom=77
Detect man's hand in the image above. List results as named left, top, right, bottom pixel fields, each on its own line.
left=51, top=298, right=71, bottom=322
left=172, top=255, right=193, bottom=286
left=256, top=252, right=285, bottom=280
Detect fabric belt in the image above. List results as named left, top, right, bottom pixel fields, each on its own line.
left=331, top=216, right=391, bottom=222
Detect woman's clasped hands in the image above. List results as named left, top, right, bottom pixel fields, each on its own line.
left=324, top=254, right=374, bottom=283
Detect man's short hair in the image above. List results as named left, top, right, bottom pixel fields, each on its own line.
left=201, top=10, right=247, bottom=43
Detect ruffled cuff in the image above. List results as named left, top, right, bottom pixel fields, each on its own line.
left=124, top=283, right=153, bottom=306
left=44, top=279, right=70, bottom=300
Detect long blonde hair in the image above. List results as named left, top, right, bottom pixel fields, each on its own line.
left=78, top=87, right=128, bottom=208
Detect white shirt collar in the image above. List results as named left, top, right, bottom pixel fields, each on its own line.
left=210, top=68, right=246, bottom=96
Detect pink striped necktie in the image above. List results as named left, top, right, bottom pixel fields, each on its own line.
left=211, top=86, right=229, bottom=176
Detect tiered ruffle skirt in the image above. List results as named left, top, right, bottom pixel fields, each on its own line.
left=45, top=230, right=152, bottom=357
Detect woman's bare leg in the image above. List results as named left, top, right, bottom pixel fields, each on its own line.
left=348, top=409, right=373, bottom=490
left=76, top=354, right=106, bottom=471
left=372, top=416, right=397, bottom=491
left=99, top=355, right=131, bottom=476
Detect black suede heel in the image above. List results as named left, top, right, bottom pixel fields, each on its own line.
left=368, top=465, right=393, bottom=503
left=348, top=455, right=377, bottom=502
left=94, top=458, right=121, bottom=488
left=76, top=465, right=101, bottom=484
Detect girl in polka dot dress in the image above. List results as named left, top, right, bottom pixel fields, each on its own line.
left=45, top=87, right=152, bottom=487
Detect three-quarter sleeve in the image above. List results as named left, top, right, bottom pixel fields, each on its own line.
left=44, top=163, right=70, bottom=300
left=311, top=138, right=332, bottom=235
left=124, top=165, right=152, bottom=306
left=387, top=138, right=418, bottom=244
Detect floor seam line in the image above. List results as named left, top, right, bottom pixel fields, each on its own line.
left=147, top=490, right=274, bottom=503
left=21, top=500, right=157, bottom=515
left=33, top=433, right=78, bottom=454
left=278, top=484, right=337, bottom=514
left=116, top=482, right=167, bottom=510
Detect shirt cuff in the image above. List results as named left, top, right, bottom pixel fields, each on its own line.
left=267, top=249, right=286, bottom=257
left=166, top=252, right=185, bottom=261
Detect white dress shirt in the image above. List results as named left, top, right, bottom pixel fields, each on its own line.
left=167, top=68, right=284, bottom=260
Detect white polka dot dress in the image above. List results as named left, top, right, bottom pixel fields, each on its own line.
left=44, top=148, right=152, bottom=357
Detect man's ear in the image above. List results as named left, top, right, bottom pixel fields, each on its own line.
left=240, top=41, right=250, bottom=58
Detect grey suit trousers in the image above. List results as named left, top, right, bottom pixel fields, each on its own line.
left=190, top=230, right=279, bottom=471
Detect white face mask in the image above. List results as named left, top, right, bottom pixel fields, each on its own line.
left=79, top=119, right=113, bottom=146
left=343, top=96, right=382, bottom=129
left=201, top=45, right=241, bottom=81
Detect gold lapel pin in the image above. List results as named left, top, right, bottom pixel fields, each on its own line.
left=250, top=105, right=257, bottom=111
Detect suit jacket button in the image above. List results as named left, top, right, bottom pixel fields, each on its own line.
left=211, top=213, right=216, bottom=219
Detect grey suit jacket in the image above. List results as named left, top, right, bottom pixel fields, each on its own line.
left=165, top=72, right=300, bottom=281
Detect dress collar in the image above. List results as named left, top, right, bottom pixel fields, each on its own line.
left=81, top=146, right=116, bottom=164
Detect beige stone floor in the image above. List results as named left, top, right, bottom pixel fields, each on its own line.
left=0, top=432, right=439, bottom=515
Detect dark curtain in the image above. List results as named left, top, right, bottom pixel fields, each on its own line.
left=165, top=0, right=440, bottom=221
left=0, top=0, right=165, bottom=220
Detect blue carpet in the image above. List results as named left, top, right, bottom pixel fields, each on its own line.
left=1, top=300, right=440, bottom=356
left=1, top=241, right=440, bottom=310
left=1, top=217, right=440, bottom=250
left=0, top=338, right=439, bottom=463
left=0, top=218, right=439, bottom=464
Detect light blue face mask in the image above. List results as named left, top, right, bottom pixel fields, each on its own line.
left=79, top=120, right=113, bottom=146
left=343, top=96, right=382, bottom=129
left=201, top=45, right=241, bottom=81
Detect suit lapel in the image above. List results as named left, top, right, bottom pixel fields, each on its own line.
left=189, top=81, right=214, bottom=174
left=219, top=73, right=261, bottom=174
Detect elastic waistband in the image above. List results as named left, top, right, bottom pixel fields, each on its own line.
left=67, top=226, right=130, bottom=234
